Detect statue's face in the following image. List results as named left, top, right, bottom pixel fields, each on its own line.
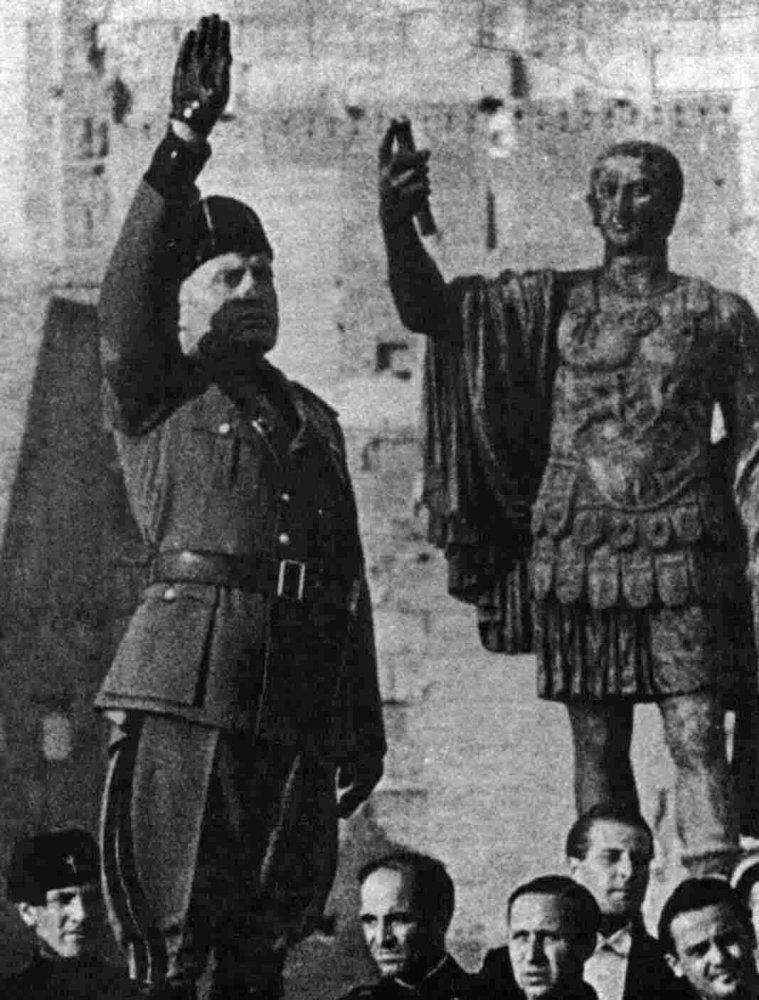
left=589, top=154, right=674, bottom=251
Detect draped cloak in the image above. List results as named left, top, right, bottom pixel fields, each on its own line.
left=421, top=267, right=759, bottom=834
left=422, top=268, right=564, bottom=653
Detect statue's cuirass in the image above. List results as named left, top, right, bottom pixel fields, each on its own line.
left=551, top=277, right=720, bottom=502
left=531, top=275, right=741, bottom=610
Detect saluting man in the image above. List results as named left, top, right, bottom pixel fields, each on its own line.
left=96, top=14, right=385, bottom=1000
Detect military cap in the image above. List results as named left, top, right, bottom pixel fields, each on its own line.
left=173, top=195, right=273, bottom=281
left=6, top=828, right=99, bottom=904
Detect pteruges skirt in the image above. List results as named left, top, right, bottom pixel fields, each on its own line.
left=534, top=597, right=753, bottom=702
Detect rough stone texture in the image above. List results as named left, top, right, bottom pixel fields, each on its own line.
left=0, top=0, right=754, bottom=988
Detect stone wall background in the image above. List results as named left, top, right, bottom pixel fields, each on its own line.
left=0, top=0, right=758, bottom=990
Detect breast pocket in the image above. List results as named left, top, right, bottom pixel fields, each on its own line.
left=190, top=419, right=244, bottom=489
left=106, top=582, right=219, bottom=706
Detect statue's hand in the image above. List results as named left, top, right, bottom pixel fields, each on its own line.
left=170, top=13, right=231, bottom=139
left=378, top=123, right=431, bottom=231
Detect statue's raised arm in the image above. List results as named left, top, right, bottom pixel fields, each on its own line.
left=378, top=122, right=452, bottom=335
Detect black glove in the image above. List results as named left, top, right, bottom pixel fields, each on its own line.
left=170, top=13, right=231, bottom=138
left=378, top=122, right=432, bottom=232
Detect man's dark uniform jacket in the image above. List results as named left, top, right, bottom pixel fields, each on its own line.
left=94, top=131, right=385, bottom=756
left=0, top=953, right=138, bottom=1000
left=474, top=920, right=678, bottom=1000
left=339, top=955, right=478, bottom=1000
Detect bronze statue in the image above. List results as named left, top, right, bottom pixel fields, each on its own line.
left=379, top=127, right=759, bottom=876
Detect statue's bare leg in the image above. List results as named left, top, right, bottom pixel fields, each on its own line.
left=565, top=700, right=638, bottom=815
left=658, top=690, right=739, bottom=876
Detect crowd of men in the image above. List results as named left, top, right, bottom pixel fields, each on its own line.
left=6, top=811, right=759, bottom=1000
left=7, top=6, right=759, bottom=1000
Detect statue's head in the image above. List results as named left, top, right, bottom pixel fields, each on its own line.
left=587, top=141, right=684, bottom=251
left=173, top=196, right=279, bottom=362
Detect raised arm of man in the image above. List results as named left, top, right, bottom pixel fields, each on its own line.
left=99, top=14, right=230, bottom=434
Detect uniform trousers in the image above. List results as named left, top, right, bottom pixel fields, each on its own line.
left=100, top=714, right=338, bottom=998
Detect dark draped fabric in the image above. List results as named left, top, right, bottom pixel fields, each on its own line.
left=421, top=268, right=566, bottom=653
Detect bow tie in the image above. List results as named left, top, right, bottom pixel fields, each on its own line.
left=595, top=925, right=633, bottom=958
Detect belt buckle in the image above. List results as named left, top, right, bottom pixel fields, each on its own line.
left=277, top=559, right=306, bottom=601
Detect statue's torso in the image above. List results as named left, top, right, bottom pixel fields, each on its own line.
left=532, top=273, right=742, bottom=611
left=549, top=275, right=722, bottom=506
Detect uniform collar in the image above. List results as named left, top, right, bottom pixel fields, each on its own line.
left=393, top=954, right=464, bottom=994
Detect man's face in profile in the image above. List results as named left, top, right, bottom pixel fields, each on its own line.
left=666, top=902, right=757, bottom=1000
left=589, top=154, right=674, bottom=252
left=18, top=881, right=102, bottom=959
left=179, top=251, right=279, bottom=359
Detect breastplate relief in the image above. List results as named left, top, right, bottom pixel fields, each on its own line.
left=558, top=300, right=662, bottom=372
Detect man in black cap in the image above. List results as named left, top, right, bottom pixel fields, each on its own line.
left=1, top=827, right=137, bottom=999
left=96, top=13, right=385, bottom=1000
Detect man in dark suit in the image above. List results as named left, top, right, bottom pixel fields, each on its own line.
left=478, top=806, right=676, bottom=1000
left=96, top=14, right=385, bottom=1000
left=566, top=804, right=679, bottom=1000
left=1, top=828, right=137, bottom=1000
left=478, top=875, right=599, bottom=1000
left=340, top=851, right=476, bottom=1000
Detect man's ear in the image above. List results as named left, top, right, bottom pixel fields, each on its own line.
left=17, top=902, right=39, bottom=930
left=664, top=953, right=684, bottom=979
left=568, top=857, right=581, bottom=878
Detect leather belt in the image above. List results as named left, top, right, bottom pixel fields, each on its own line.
left=149, top=550, right=338, bottom=603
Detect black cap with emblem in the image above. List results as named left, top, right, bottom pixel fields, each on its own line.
left=172, top=195, right=274, bottom=282
left=6, top=828, right=99, bottom=904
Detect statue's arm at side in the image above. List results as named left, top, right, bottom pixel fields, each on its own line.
left=98, top=129, right=210, bottom=434
left=724, top=292, right=759, bottom=565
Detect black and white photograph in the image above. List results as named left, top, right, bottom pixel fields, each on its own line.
left=0, top=3, right=758, bottom=1000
